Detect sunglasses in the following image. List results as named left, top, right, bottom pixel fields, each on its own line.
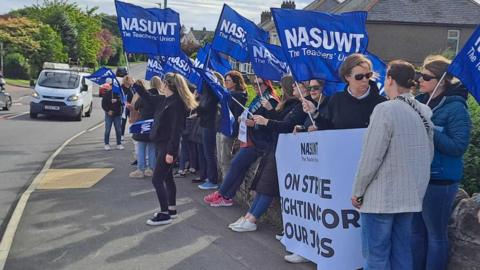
left=353, top=72, right=373, bottom=81
left=419, top=73, right=438, bottom=82
left=307, top=85, right=323, bottom=91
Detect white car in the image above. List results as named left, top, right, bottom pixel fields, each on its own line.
left=30, top=66, right=93, bottom=121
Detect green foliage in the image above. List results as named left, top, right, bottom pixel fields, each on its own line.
left=0, top=17, right=40, bottom=56
left=4, top=53, right=30, bottom=79
left=30, top=24, right=67, bottom=76
left=462, top=96, right=480, bottom=195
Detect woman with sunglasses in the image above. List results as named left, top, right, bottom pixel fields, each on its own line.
left=319, top=53, right=386, bottom=129
left=226, top=75, right=308, bottom=232
left=134, top=73, right=198, bottom=226
left=295, top=79, right=329, bottom=132
left=353, top=59, right=434, bottom=270
left=203, top=76, right=279, bottom=207
left=412, top=55, right=472, bottom=270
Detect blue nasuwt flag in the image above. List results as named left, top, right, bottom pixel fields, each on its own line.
left=155, top=52, right=202, bottom=87
left=271, top=8, right=368, bottom=82
left=129, top=119, right=154, bottom=134
left=85, top=67, right=124, bottom=101
left=115, top=0, right=180, bottom=56
left=195, top=68, right=235, bottom=137
left=212, top=4, right=269, bottom=62
left=447, top=25, right=480, bottom=104
left=145, top=56, right=165, bottom=80
left=194, top=43, right=232, bottom=76
left=248, top=38, right=290, bottom=81
left=321, top=52, right=387, bottom=96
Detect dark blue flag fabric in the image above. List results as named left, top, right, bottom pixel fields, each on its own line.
left=145, top=57, right=165, bottom=80
left=212, top=4, right=269, bottom=62
left=194, top=43, right=232, bottom=76
left=248, top=38, right=290, bottom=81
left=447, top=25, right=480, bottom=103
left=321, top=52, right=387, bottom=96
left=115, top=0, right=180, bottom=56
left=271, top=8, right=368, bottom=82
left=85, top=67, right=124, bottom=100
left=129, top=119, right=154, bottom=134
left=195, top=68, right=235, bottom=137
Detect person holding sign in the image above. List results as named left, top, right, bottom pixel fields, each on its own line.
left=295, top=79, right=329, bottom=132
left=352, top=60, right=434, bottom=270
left=134, top=73, right=198, bottom=226
left=307, top=54, right=386, bottom=130
left=228, top=75, right=309, bottom=233
left=412, top=55, right=472, bottom=270
left=203, top=77, right=278, bottom=207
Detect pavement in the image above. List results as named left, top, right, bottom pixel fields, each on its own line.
left=4, top=123, right=316, bottom=269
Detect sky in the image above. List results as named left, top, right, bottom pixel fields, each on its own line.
left=2, top=0, right=313, bottom=30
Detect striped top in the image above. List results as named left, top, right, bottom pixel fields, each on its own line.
left=352, top=93, right=434, bottom=213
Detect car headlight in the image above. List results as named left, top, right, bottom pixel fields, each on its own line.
left=32, top=91, right=40, bottom=99
left=67, top=94, right=80, bottom=101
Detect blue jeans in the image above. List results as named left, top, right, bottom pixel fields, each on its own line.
left=104, top=113, right=122, bottom=145
left=249, top=193, right=273, bottom=219
left=219, top=147, right=258, bottom=199
left=179, top=137, right=190, bottom=171
left=202, top=127, right=218, bottom=184
left=411, top=182, right=459, bottom=270
left=361, top=212, right=413, bottom=270
left=136, top=141, right=156, bottom=171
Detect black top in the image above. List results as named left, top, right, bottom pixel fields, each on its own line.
left=132, top=88, right=159, bottom=142
left=134, top=83, right=187, bottom=157
left=101, top=90, right=123, bottom=116
left=323, top=81, right=386, bottom=129
left=122, top=84, right=134, bottom=117
left=197, top=84, right=219, bottom=129
left=266, top=99, right=306, bottom=137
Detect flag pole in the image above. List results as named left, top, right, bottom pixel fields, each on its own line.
left=294, top=81, right=316, bottom=127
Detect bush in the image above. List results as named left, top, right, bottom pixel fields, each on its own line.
left=4, top=53, right=30, bottom=80
left=462, top=96, right=480, bottom=195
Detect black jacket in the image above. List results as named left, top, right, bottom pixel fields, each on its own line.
left=101, top=90, right=123, bottom=116
left=250, top=96, right=279, bottom=153
left=134, top=83, right=187, bottom=157
left=323, top=80, right=386, bottom=129
left=197, top=84, right=219, bottom=129
left=228, top=91, right=248, bottom=137
left=132, top=88, right=159, bottom=142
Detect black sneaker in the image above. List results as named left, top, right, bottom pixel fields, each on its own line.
left=168, top=209, right=178, bottom=219
left=191, top=177, right=204, bottom=183
left=146, top=213, right=171, bottom=226
left=131, top=160, right=137, bottom=166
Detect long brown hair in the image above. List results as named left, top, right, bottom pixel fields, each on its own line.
left=163, top=73, right=198, bottom=110
left=225, top=70, right=247, bottom=92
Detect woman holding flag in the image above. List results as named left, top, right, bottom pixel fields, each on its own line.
left=203, top=76, right=278, bottom=207
left=412, top=55, right=472, bottom=270
left=134, top=72, right=198, bottom=226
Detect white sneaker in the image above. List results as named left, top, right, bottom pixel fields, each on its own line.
left=275, top=231, right=284, bottom=241
left=231, top=219, right=257, bottom=232
left=104, top=144, right=111, bottom=151
left=284, top=253, right=309, bottom=264
left=116, top=144, right=124, bottom=150
left=129, top=170, right=144, bottom=178
left=144, top=168, right=154, bottom=177
left=228, top=216, right=245, bottom=229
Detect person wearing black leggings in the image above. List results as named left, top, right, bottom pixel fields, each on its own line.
left=134, top=73, right=198, bottom=225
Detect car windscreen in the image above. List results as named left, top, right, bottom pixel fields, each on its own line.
left=37, top=71, right=80, bottom=89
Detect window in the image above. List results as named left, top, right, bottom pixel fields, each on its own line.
left=270, top=32, right=280, bottom=45
left=447, top=30, right=460, bottom=54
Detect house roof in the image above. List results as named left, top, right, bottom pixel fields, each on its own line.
left=304, top=0, right=343, bottom=11
left=332, top=0, right=480, bottom=26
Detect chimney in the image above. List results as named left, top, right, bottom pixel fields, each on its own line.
left=281, top=1, right=296, bottom=9
left=260, top=11, right=272, bottom=24
left=203, top=27, right=206, bottom=32
left=190, top=27, right=194, bottom=31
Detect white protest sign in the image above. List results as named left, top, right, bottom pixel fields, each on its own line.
left=237, top=109, right=249, bottom=143
left=276, top=128, right=366, bottom=270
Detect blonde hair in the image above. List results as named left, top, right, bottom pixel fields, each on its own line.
left=164, top=73, right=198, bottom=110
left=134, top=79, right=148, bottom=90
left=339, top=53, right=373, bottom=83
left=213, top=71, right=225, bottom=87
left=122, top=75, right=134, bottom=85
left=150, top=76, right=163, bottom=93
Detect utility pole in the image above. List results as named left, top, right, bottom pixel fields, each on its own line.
left=164, top=0, right=167, bottom=8
left=0, top=42, right=4, bottom=74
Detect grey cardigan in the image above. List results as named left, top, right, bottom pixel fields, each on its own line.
left=352, top=94, right=434, bottom=213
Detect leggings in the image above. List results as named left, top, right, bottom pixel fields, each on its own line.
left=152, top=142, right=176, bottom=212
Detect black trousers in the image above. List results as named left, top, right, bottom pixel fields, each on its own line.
left=152, top=142, right=177, bottom=212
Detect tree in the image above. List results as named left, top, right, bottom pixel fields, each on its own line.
left=31, top=24, right=67, bottom=76
left=0, top=17, right=40, bottom=56
left=96, top=29, right=117, bottom=65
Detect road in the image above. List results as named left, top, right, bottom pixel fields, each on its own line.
left=0, top=63, right=147, bottom=236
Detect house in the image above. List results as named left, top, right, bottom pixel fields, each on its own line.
left=259, top=0, right=480, bottom=65
left=181, top=27, right=214, bottom=47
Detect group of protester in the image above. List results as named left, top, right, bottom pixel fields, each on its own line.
left=100, top=52, right=472, bottom=270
